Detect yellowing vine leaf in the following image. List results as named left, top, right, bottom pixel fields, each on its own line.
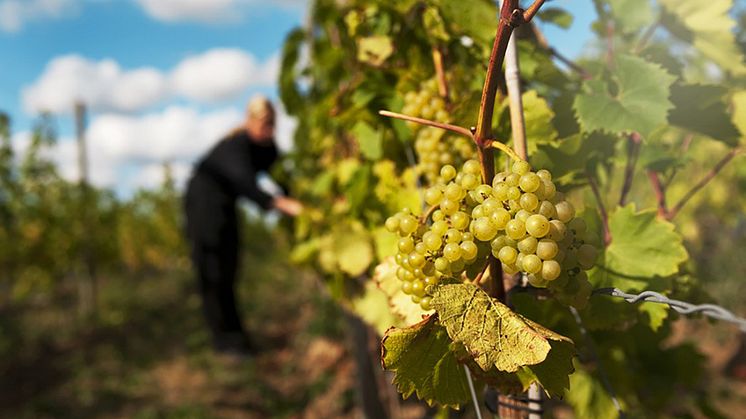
left=373, top=258, right=432, bottom=326
left=381, top=316, right=472, bottom=408
left=431, top=283, right=573, bottom=373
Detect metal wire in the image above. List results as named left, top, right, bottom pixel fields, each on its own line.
left=594, top=288, right=746, bottom=333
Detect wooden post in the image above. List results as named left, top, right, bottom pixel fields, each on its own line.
left=75, top=102, right=97, bottom=320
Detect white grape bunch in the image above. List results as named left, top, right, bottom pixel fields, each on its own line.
left=401, top=79, right=473, bottom=184
left=385, top=158, right=598, bottom=310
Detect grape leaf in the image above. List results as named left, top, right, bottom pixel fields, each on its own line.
left=325, top=222, right=373, bottom=276
left=537, top=7, right=573, bottom=29
left=372, top=227, right=398, bottom=263
left=521, top=90, right=559, bottom=155
left=352, top=121, right=383, bottom=160
left=381, top=316, right=472, bottom=408
left=607, top=0, right=654, bottom=33
left=434, top=0, right=497, bottom=46
left=566, top=365, right=622, bottom=419
left=373, top=258, right=432, bottom=326
left=431, top=283, right=573, bottom=373
left=668, top=83, right=741, bottom=146
left=732, top=90, right=746, bottom=137
left=660, top=0, right=746, bottom=76
left=521, top=340, right=576, bottom=397
left=605, top=205, right=688, bottom=278
left=357, top=35, right=394, bottom=67
left=573, top=55, right=677, bottom=138
left=350, top=278, right=402, bottom=336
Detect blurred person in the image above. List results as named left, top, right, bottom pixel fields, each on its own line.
left=184, top=95, right=302, bottom=356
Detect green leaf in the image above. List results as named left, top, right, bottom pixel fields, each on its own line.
left=526, top=340, right=576, bottom=397
left=607, top=0, right=654, bottom=33
left=574, top=55, right=677, bottom=138
left=605, top=205, right=688, bottom=278
left=373, top=258, right=431, bottom=326
left=357, top=35, right=394, bottom=67
left=350, top=279, right=402, bottom=336
left=566, top=365, right=622, bottom=419
left=344, top=164, right=371, bottom=210
left=423, top=6, right=450, bottom=42
left=537, top=7, right=573, bottom=29
left=353, top=121, right=383, bottom=160
left=290, top=238, right=320, bottom=264
left=521, top=90, right=559, bottom=154
left=435, top=0, right=498, bottom=46
left=331, top=222, right=373, bottom=276
left=381, top=316, right=472, bottom=408
left=732, top=90, right=746, bottom=138
left=668, top=84, right=741, bottom=146
left=279, top=28, right=305, bottom=115
left=431, top=284, right=573, bottom=373
left=660, top=0, right=746, bottom=76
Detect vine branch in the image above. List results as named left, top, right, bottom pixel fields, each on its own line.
left=378, top=110, right=473, bottom=139
left=667, top=147, right=741, bottom=220
left=647, top=170, right=668, bottom=218
left=619, top=132, right=641, bottom=206
left=587, top=170, right=612, bottom=246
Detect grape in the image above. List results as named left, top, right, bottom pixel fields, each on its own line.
left=440, top=199, right=459, bottom=215
left=472, top=217, right=498, bottom=241
left=506, top=219, right=526, bottom=240
left=409, top=252, right=426, bottom=268
left=443, top=243, right=462, bottom=261
left=577, top=244, right=598, bottom=269
left=519, top=173, right=541, bottom=193
left=555, top=201, right=575, bottom=223
left=498, top=246, right=518, bottom=265
left=398, top=237, right=414, bottom=253
left=490, top=208, right=511, bottom=229
left=541, top=260, right=561, bottom=281
left=519, top=192, right=539, bottom=211
left=440, top=165, right=457, bottom=181
left=451, top=211, right=470, bottom=230
left=444, top=183, right=464, bottom=201
left=522, top=254, right=542, bottom=274
left=434, top=257, right=449, bottom=273
left=512, top=160, right=531, bottom=175
left=536, top=239, right=559, bottom=260
left=517, top=236, right=538, bottom=254
left=525, top=214, right=550, bottom=238
left=424, top=187, right=443, bottom=206
left=444, top=228, right=463, bottom=244
left=420, top=296, right=433, bottom=310
left=385, top=216, right=400, bottom=232
left=400, top=216, right=418, bottom=234
left=460, top=241, right=478, bottom=260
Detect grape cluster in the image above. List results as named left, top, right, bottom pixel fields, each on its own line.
left=385, top=159, right=598, bottom=310
left=400, top=79, right=473, bottom=184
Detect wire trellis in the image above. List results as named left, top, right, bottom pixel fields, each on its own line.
left=594, top=287, right=746, bottom=333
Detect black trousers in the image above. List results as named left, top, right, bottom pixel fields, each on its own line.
left=185, top=176, right=249, bottom=350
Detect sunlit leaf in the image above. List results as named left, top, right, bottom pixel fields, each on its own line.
left=373, top=258, right=431, bottom=326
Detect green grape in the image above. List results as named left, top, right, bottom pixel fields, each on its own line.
left=482, top=198, right=501, bottom=214
left=412, top=267, right=424, bottom=278
left=401, top=281, right=413, bottom=294
left=507, top=186, right=521, bottom=200
left=493, top=183, right=509, bottom=200
left=519, top=192, right=539, bottom=211
left=473, top=184, right=493, bottom=202
left=536, top=169, right=551, bottom=181
left=385, top=216, right=400, bottom=233
left=502, top=263, right=518, bottom=275
left=515, top=209, right=531, bottom=223
left=423, top=262, right=436, bottom=276
left=440, top=165, right=457, bottom=181
left=431, top=220, right=449, bottom=236
left=568, top=217, right=587, bottom=234
left=451, top=211, right=470, bottom=230
left=498, top=246, right=518, bottom=265
left=541, top=260, right=561, bottom=281
left=538, top=201, right=557, bottom=219
left=440, top=199, right=459, bottom=215
left=443, top=243, right=462, bottom=261
left=577, top=244, right=598, bottom=269
left=521, top=254, right=542, bottom=274
left=400, top=216, right=418, bottom=234
left=472, top=217, right=498, bottom=241
left=506, top=219, right=526, bottom=240
left=434, top=257, right=450, bottom=273
left=542, top=180, right=556, bottom=199
left=505, top=173, right=520, bottom=186
left=461, top=173, right=479, bottom=190
left=519, top=172, right=541, bottom=193
left=398, top=237, right=414, bottom=253
left=512, top=160, right=531, bottom=175
left=536, top=239, right=559, bottom=260
left=423, top=233, right=442, bottom=251
left=525, top=214, right=550, bottom=238
left=424, top=186, right=443, bottom=205
left=471, top=205, right=485, bottom=219
left=414, top=242, right=427, bottom=254
left=412, top=280, right=426, bottom=297
left=528, top=273, right=548, bottom=288
left=546, top=220, right=566, bottom=241
left=517, top=236, right=538, bottom=254
left=444, top=228, right=463, bottom=244
left=409, top=252, right=426, bottom=268
left=489, top=208, right=510, bottom=230
left=460, top=240, right=478, bottom=260
left=444, top=183, right=463, bottom=201
left=432, top=210, right=445, bottom=221
left=420, top=296, right=432, bottom=311
left=411, top=295, right=422, bottom=304
left=555, top=201, right=575, bottom=223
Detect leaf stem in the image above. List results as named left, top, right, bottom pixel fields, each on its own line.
left=619, top=132, right=641, bottom=206
left=647, top=170, right=668, bottom=218
left=431, top=46, right=450, bottom=103
left=587, top=170, right=612, bottom=246
left=378, top=110, right=473, bottom=139
left=487, top=140, right=523, bottom=163
left=667, top=148, right=741, bottom=220
left=420, top=204, right=438, bottom=224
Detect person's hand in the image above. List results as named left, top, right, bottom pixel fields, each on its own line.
left=273, top=196, right=303, bottom=217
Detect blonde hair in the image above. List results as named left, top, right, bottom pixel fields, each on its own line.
left=246, top=94, right=275, bottom=120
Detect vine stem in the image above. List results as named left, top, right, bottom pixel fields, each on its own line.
left=647, top=170, right=668, bottom=218
left=667, top=147, right=741, bottom=220
left=488, top=140, right=522, bottom=162
left=378, top=110, right=473, bottom=139
left=432, top=46, right=450, bottom=102
left=587, top=170, right=612, bottom=246
left=619, top=132, right=641, bottom=206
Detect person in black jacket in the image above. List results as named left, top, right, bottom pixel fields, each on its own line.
left=184, top=95, right=302, bottom=356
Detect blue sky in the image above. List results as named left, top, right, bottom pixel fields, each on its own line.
left=0, top=0, right=595, bottom=196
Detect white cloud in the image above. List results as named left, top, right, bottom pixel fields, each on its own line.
left=135, top=0, right=240, bottom=23
left=23, top=49, right=278, bottom=114
left=171, top=49, right=278, bottom=102
left=0, top=0, right=75, bottom=32
left=22, top=55, right=168, bottom=114
left=135, top=0, right=308, bottom=24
